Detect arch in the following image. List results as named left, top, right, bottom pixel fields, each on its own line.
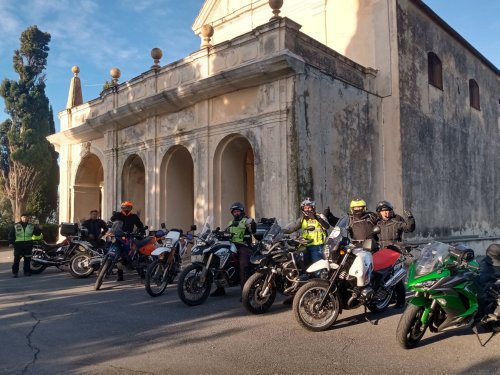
left=160, top=145, right=194, bottom=232
left=74, top=153, right=104, bottom=222
left=469, top=79, right=480, bottom=110
left=122, top=154, right=146, bottom=221
left=427, top=52, right=443, bottom=90
left=213, top=135, right=255, bottom=226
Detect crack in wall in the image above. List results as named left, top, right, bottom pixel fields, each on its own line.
left=108, top=364, right=155, bottom=374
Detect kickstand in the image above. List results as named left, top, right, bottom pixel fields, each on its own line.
left=472, top=324, right=496, bottom=347
left=363, top=305, right=378, bottom=325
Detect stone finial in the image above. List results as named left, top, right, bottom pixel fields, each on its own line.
left=151, top=48, right=163, bottom=69
left=200, top=24, right=214, bottom=48
left=269, top=0, right=283, bottom=21
left=66, top=65, right=83, bottom=109
left=110, top=67, right=121, bottom=85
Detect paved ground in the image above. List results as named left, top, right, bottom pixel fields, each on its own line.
left=0, top=246, right=498, bottom=375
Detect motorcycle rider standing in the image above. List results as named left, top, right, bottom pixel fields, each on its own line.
left=110, top=201, right=145, bottom=281
left=375, top=200, right=415, bottom=308
left=210, top=202, right=256, bottom=297
left=8, top=213, right=42, bottom=277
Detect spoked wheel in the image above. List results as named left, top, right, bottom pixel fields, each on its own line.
left=396, top=304, right=428, bottom=349
left=69, top=252, right=95, bottom=278
left=177, top=263, right=212, bottom=306
left=145, top=259, right=170, bottom=297
left=242, top=271, right=276, bottom=314
left=293, top=279, right=340, bottom=332
left=94, top=258, right=112, bottom=291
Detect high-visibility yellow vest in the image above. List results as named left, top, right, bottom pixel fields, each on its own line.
left=228, top=219, right=249, bottom=244
left=301, top=218, right=326, bottom=246
left=15, top=223, right=35, bottom=242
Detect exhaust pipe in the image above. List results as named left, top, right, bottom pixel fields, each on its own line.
left=31, top=258, right=62, bottom=266
left=383, top=268, right=407, bottom=289
left=89, top=258, right=102, bottom=266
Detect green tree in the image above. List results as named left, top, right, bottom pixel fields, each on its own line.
left=0, top=25, right=55, bottom=222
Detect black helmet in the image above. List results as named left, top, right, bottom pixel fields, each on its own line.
left=486, top=244, right=500, bottom=267
left=376, top=200, right=394, bottom=212
left=230, top=202, right=245, bottom=213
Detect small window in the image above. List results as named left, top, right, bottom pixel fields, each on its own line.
left=469, top=79, right=480, bottom=110
left=428, top=52, right=443, bottom=89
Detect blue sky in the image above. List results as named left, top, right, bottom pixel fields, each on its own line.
left=0, top=0, right=498, bottom=128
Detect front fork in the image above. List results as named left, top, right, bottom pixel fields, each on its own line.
left=259, top=270, right=276, bottom=298
left=412, top=292, right=436, bottom=327
left=199, top=253, right=213, bottom=284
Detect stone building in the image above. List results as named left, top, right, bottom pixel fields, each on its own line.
left=48, top=0, right=499, bottom=249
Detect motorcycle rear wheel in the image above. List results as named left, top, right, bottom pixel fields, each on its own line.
left=29, top=259, right=47, bottom=274
left=69, top=252, right=94, bottom=278
left=242, top=271, right=277, bottom=314
left=177, top=263, right=212, bottom=306
left=145, top=259, right=169, bottom=297
left=94, top=258, right=112, bottom=291
left=293, top=279, right=340, bottom=332
left=396, top=303, right=428, bottom=349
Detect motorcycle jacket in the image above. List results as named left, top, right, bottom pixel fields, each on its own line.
left=227, top=216, right=256, bottom=245
left=376, top=213, right=415, bottom=247
left=348, top=212, right=378, bottom=241
left=110, top=211, right=144, bottom=233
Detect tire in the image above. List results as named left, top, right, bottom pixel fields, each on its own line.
left=30, top=256, right=47, bottom=274
left=145, top=259, right=169, bottom=297
left=94, top=258, right=112, bottom=291
left=177, top=263, right=212, bottom=306
left=367, top=287, right=394, bottom=313
left=242, top=271, right=277, bottom=314
left=69, top=252, right=94, bottom=278
left=396, top=303, right=428, bottom=349
left=293, top=279, right=340, bottom=332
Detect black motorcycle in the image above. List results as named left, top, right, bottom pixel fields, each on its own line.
left=242, top=221, right=311, bottom=314
left=177, top=217, right=238, bottom=306
left=30, top=223, right=102, bottom=277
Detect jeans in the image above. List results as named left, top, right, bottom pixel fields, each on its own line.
left=306, top=245, right=324, bottom=268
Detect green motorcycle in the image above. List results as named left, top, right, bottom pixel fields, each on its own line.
left=396, top=241, right=499, bottom=349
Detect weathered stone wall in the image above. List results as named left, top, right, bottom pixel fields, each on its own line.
left=397, top=1, right=500, bottom=242
left=291, top=65, right=383, bottom=217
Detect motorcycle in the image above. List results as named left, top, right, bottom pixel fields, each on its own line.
left=144, top=224, right=194, bottom=297
left=396, top=241, right=500, bottom=349
left=177, top=216, right=237, bottom=306
left=30, top=223, right=102, bottom=277
left=242, top=221, right=312, bottom=314
left=94, top=222, right=155, bottom=290
left=293, top=215, right=411, bottom=331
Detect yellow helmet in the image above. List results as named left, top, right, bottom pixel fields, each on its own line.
left=349, top=198, right=367, bottom=214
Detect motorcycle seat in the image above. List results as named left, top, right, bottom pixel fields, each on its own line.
left=373, top=248, right=401, bottom=272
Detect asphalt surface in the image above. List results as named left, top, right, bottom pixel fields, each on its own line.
left=0, top=246, right=498, bottom=375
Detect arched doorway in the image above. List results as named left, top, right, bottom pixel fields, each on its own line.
left=122, top=154, right=146, bottom=221
left=214, top=135, right=255, bottom=226
left=160, top=146, right=194, bottom=231
left=74, top=154, right=103, bottom=222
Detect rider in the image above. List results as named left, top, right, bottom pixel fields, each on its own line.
left=82, top=209, right=108, bottom=244
left=375, top=200, right=415, bottom=308
left=110, top=201, right=145, bottom=281
left=348, top=198, right=378, bottom=242
left=284, top=197, right=330, bottom=269
left=210, top=202, right=256, bottom=297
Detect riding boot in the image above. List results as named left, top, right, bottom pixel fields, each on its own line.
left=210, top=287, right=225, bottom=297
left=117, top=269, right=124, bottom=282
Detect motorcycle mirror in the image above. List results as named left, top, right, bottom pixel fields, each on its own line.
left=190, top=224, right=197, bottom=231
left=215, top=226, right=220, bottom=231
left=161, top=222, right=166, bottom=229
left=372, top=226, right=381, bottom=235
left=144, top=225, right=149, bottom=230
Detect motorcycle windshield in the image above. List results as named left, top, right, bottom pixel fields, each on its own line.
left=198, top=216, right=213, bottom=242
left=324, top=215, right=350, bottom=254
left=262, top=222, right=282, bottom=243
left=414, top=241, right=450, bottom=276
left=109, top=221, right=125, bottom=237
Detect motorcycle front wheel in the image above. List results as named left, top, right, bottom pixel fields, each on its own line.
left=69, top=252, right=95, bottom=278
left=29, top=258, right=47, bottom=274
left=242, top=271, right=277, bottom=314
left=94, top=258, right=112, bottom=291
left=145, top=259, right=170, bottom=297
left=177, top=263, right=212, bottom=306
left=396, top=303, right=428, bottom=349
left=293, top=279, right=340, bottom=332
